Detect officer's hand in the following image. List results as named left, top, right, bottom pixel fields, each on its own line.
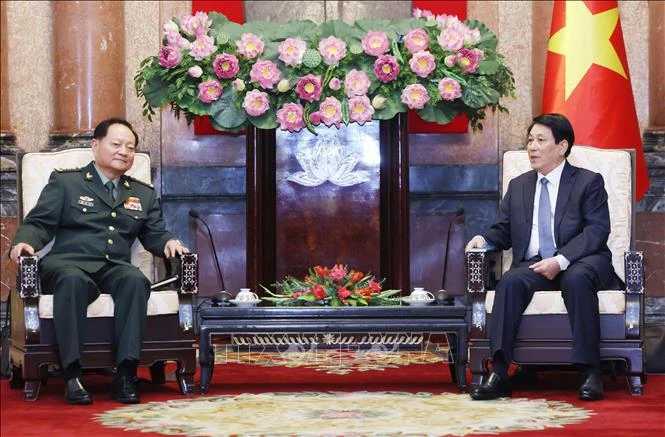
left=465, top=235, right=486, bottom=252
left=163, top=239, right=189, bottom=259
left=529, top=257, right=561, bottom=280
left=9, top=243, right=35, bottom=264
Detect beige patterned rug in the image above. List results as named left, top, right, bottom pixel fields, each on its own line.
left=95, top=390, right=592, bottom=436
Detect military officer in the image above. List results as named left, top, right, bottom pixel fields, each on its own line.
left=10, top=118, right=189, bottom=405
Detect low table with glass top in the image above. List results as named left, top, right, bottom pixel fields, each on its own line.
left=197, top=299, right=469, bottom=393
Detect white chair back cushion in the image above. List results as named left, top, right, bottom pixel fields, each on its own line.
left=501, top=145, right=632, bottom=282
left=20, top=149, right=154, bottom=279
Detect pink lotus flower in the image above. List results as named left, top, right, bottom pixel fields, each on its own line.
left=165, top=31, right=190, bottom=50
left=276, top=102, right=305, bottom=132
left=318, top=36, right=346, bottom=66
left=408, top=51, right=436, bottom=78
left=464, top=28, right=481, bottom=46
left=404, top=28, right=429, bottom=53
left=232, top=79, right=245, bottom=92
left=436, top=14, right=463, bottom=31
left=348, top=95, right=375, bottom=125
left=319, top=96, right=342, bottom=128
left=444, top=54, right=456, bottom=68
left=189, top=35, right=216, bottom=61
left=412, top=8, right=434, bottom=19
left=438, top=77, right=462, bottom=101
left=456, top=48, right=481, bottom=73
left=309, top=111, right=322, bottom=125
left=197, top=80, right=222, bottom=103
left=180, top=12, right=212, bottom=36
left=242, top=89, right=270, bottom=117
left=344, top=69, right=371, bottom=97
left=162, top=20, right=179, bottom=34
left=236, top=33, right=264, bottom=59
left=295, top=74, right=323, bottom=102
left=401, top=83, right=430, bottom=109
left=188, top=66, right=203, bottom=78
left=361, top=31, right=390, bottom=56
left=278, top=38, right=307, bottom=66
left=437, top=27, right=464, bottom=52
left=373, top=55, right=400, bottom=83
left=158, top=46, right=181, bottom=68
left=213, top=53, right=239, bottom=79
left=328, top=77, right=341, bottom=91
left=249, top=59, right=282, bottom=89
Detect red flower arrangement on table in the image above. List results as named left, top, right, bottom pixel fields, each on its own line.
left=262, top=264, right=400, bottom=307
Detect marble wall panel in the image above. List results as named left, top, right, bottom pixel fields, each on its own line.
left=636, top=212, right=665, bottom=297
left=6, top=1, right=52, bottom=152
left=245, top=1, right=325, bottom=23
left=0, top=217, right=18, bottom=301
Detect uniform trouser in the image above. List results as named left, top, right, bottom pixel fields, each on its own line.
left=40, top=262, right=151, bottom=369
left=489, top=256, right=619, bottom=369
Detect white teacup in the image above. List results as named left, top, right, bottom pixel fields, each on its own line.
left=410, top=287, right=434, bottom=301
left=236, top=288, right=259, bottom=301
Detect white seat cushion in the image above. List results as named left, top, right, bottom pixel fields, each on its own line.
left=38, top=290, right=180, bottom=318
left=485, top=289, right=626, bottom=315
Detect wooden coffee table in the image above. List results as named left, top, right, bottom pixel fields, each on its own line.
left=198, top=299, right=469, bottom=393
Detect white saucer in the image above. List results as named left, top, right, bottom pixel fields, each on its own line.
left=400, top=297, right=435, bottom=306
left=229, top=298, right=262, bottom=307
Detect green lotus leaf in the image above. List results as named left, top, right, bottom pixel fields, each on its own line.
left=417, top=103, right=457, bottom=125
left=210, top=88, right=248, bottom=129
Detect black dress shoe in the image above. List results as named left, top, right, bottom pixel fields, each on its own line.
left=579, top=373, right=604, bottom=401
left=111, top=376, right=140, bottom=404
left=64, top=378, right=92, bottom=405
left=471, top=372, right=512, bottom=400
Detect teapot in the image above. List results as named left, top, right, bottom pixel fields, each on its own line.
left=409, top=287, right=435, bottom=301
left=236, top=288, right=260, bottom=301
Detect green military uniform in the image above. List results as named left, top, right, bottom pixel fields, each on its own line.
left=13, top=161, right=176, bottom=369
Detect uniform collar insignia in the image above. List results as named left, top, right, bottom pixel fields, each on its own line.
left=85, top=172, right=93, bottom=180
left=123, top=180, right=130, bottom=188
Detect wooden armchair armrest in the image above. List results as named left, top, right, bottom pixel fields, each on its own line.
left=624, top=251, right=644, bottom=339
left=466, top=248, right=501, bottom=338
left=172, top=253, right=198, bottom=336
left=14, top=255, right=42, bottom=344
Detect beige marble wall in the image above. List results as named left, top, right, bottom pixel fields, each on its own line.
left=6, top=1, right=52, bottom=152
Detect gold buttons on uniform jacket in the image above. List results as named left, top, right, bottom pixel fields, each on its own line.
left=107, top=239, right=114, bottom=245
left=108, top=226, right=115, bottom=231
left=111, top=211, right=117, bottom=218
left=82, top=208, right=87, bottom=213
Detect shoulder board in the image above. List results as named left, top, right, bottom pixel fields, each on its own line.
left=54, top=167, right=83, bottom=173
left=126, top=175, right=154, bottom=189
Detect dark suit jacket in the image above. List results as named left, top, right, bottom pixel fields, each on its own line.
left=13, top=161, right=175, bottom=274
left=483, top=161, right=615, bottom=278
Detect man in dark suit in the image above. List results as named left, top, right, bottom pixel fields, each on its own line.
left=465, top=113, right=621, bottom=401
left=10, top=118, right=189, bottom=405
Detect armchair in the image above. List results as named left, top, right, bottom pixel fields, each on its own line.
left=8, top=148, right=199, bottom=401
left=466, top=145, right=646, bottom=395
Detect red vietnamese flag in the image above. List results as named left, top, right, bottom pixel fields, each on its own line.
left=542, top=0, right=649, bottom=199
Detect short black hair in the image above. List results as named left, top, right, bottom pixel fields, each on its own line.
left=527, top=113, right=575, bottom=157
left=93, top=117, right=139, bottom=148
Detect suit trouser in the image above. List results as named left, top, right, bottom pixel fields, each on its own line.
left=40, top=262, right=151, bottom=369
left=489, top=257, right=617, bottom=369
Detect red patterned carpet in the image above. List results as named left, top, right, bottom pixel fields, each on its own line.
left=1, top=351, right=664, bottom=436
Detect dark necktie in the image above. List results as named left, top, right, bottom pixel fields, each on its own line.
left=105, top=181, right=116, bottom=201
left=538, top=178, right=556, bottom=259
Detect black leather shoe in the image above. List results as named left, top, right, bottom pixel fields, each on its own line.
left=111, top=376, right=140, bottom=404
left=470, top=372, right=512, bottom=400
left=579, top=373, right=604, bottom=401
left=64, top=378, right=92, bottom=405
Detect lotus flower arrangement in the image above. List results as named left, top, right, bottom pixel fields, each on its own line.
left=262, top=264, right=400, bottom=307
left=134, top=9, right=515, bottom=134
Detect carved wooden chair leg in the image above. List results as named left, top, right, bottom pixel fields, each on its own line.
left=447, top=333, right=458, bottom=384
left=150, top=361, right=167, bottom=384
left=9, top=365, right=24, bottom=389
left=23, top=379, right=41, bottom=401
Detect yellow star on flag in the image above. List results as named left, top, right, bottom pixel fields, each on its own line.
left=548, top=1, right=626, bottom=100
